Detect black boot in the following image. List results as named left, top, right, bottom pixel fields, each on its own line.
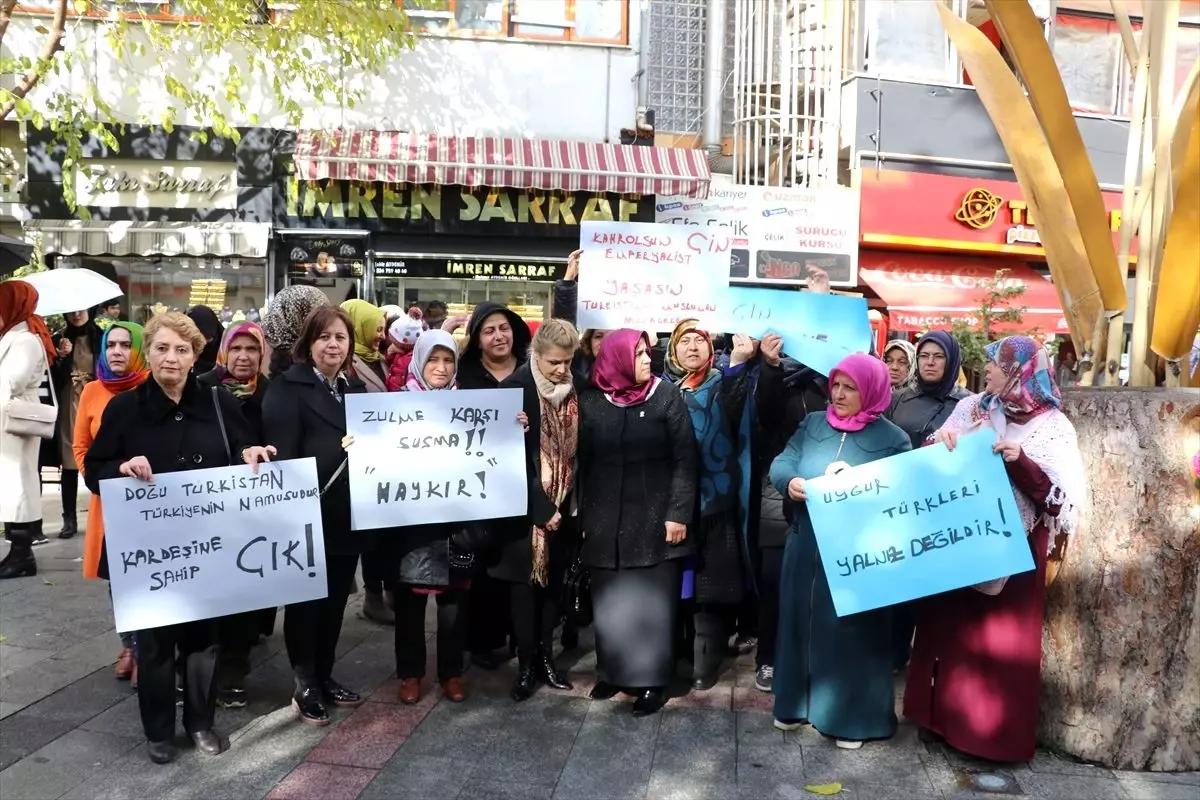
left=58, top=515, right=77, bottom=540
left=511, top=656, right=537, bottom=702
left=0, top=540, right=36, bottom=580
left=537, top=649, right=573, bottom=691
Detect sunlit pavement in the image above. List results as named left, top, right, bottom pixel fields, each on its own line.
left=1, top=489, right=1196, bottom=800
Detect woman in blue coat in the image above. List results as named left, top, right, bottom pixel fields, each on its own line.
left=768, top=353, right=911, bottom=749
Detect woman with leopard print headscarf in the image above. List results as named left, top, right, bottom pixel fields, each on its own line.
left=262, top=286, right=332, bottom=378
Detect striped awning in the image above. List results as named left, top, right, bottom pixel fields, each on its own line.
left=292, top=131, right=712, bottom=198
left=25, top=220, right=271, bottom=259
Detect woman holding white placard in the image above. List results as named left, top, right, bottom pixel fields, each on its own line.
left=84, top=312, right=273, bottom=765
left=263, top=305, right=372, bottom=728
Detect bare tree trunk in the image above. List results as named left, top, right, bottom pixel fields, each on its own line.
left=1041, top=387, right=1200, bottom=771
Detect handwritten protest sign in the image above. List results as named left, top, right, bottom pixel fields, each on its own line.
left=711, top=286, right=873, bottom=375
left=345, top=388, right=528, bottom=529
left=100, top=458, right=327, bottom=632
left=655, top=179, right=860, bottom=287
left=805, top=430, right=1033, bottom=617
left=576, top=220, right=732, bottom=331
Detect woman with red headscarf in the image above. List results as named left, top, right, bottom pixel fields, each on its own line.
left=0, top=281, right=58, bottom=579
left=578, top=329, right=697, bottom=717
left=768, top=353, right=912, bottom=749
left=905, top=336, right=1085, bottom=762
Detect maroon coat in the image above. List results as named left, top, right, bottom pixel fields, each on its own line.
left=903, top=451, right=1060, bottom=763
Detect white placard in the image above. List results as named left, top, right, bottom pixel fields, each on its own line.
left=345, top=389, right=528, bottom=529
left=75, top=158, right=238, bottom=210
left=100, top=458, right=327, bottom=632
left=655, top=179, right=860, bottom=287
left=576, top=220, right=732, bottom=332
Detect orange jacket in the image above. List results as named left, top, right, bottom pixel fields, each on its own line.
left=73, top=380, right=119, bottom=579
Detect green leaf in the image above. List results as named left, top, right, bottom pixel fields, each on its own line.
left=804, top=784, right=843, bottom=796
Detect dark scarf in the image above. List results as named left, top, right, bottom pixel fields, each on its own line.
left=915, top=330, right=963, bottom=399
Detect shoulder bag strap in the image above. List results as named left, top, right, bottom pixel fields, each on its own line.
left=211, top=386, right=233, bottom=466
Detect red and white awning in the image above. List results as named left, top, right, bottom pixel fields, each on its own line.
left=292, top=131, right=712, bottom=198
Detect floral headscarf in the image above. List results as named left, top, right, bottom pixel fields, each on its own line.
left=97, top=322, right=150, bottom=393
left=340, top=299, right=385, bottom=364
left=979, top=336, right=1061, bottom=424
left=883, top=340, right=917, bottom=389
left=216, top=321, right=265, bottom=399
left=666, top=318, right=719, bottom=392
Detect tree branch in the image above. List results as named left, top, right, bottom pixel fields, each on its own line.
left=0, top=0, right=68, bottom=120
left=0, top=0, right=19, bottom=52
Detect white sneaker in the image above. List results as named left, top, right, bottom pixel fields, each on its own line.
left=836, top=739, right=863, bottom=750
left=774, top=718, right=805, bottom=731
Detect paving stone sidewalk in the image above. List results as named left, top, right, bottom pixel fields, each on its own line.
left=1, top=488, right=1196, bottom=800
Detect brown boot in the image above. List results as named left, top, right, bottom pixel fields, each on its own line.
left=441, top=677, right=467, bottom=703
left=398, top=678, right=421, bottom=705
left=115, top=648, right=136, bottom=680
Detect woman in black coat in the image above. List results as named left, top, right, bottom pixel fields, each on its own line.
left=84, top=312, right=273, bottom=765
left=261, top=305, right=374, bottom=726
left=579, top=328, right=697, bottom=717
left=196, top=320, right=273, bottom=709
left=491, top=319, right=584, bottom=702
left=885, top=330, right=970, bottom=669
left=46, top=309, right=102, bottom=540
left=457, top=301, right=532, bottom=668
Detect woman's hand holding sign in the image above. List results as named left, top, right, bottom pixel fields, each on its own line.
left=992, top=440, right=1022, bottom=463
left=787, top=477, right=808, bottom=502
left=242, top=445, right=277, bottom=473
left=935, top=429, right=959, bottom=452
left=119, top=456, right=154, bottom=482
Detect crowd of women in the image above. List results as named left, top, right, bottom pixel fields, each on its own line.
left=0, top=260, right=1085, bottom=768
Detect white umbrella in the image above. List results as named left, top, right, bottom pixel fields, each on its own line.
left=18, top=269, right=123, bottom=317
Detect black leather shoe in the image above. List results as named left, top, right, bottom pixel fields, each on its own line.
left=632, top=688, right=666, bottom=717
left=589, top=680, right=620, bottom=701
left=0, top=551, right=36, bottom=579
left=538, top=651, right=573, bottom=691
left=691, top=674, right=718, bottom=691
left=322, top=679, right=364, bottom=708
left=511, top=662, right=537, bottom=702
left=470, top=651, right=501, bottom=671
left=292, top=688, right=330, bottom=726
left=190, top=729, right=226, bottom=756
left=147, top=739, right=175, bottom=764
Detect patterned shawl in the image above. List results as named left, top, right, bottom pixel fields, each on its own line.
left=530, top=355, right=579, bottom=586
left=97, top=322, right=150, bottom=394
left=978, top=336, right=1061, bottom=424
left=215, top=321, right=265, bottom=399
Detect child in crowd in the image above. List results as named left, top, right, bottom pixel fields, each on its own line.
left=385, top=307, right=427, bottom=391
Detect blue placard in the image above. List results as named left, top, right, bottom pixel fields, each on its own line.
left=805, top=429, right=1034, bottom=617
left=717, top=286, right=873, bottom=375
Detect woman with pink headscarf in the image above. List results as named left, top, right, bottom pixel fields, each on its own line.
left=768, top=353, right=912, bottom=749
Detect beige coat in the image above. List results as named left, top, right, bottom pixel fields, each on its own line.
left=0, top=323, right=49, bottom=523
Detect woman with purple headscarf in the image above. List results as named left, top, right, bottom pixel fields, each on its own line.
left=768, top=353, right=912, bottom=749
left=577, top=329, right=697, bottom=718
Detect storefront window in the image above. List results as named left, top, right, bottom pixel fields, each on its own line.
left=863, top=0, right=957, bottom=82
left=1053, top=14, right=1121, bottom=114
left=63, top=257, right=268, bottom=328
left=1121, top=23, right=1200, bottom=116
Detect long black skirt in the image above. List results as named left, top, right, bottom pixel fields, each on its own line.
left=591, top=560, right=680, bottom=689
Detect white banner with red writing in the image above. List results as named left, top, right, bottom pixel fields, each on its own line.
left=576, top=220, right=733, bottom=332
left=655, top=178, right=860, bottom=288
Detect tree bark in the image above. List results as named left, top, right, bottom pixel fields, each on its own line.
left=1040, top=387, right=1200, bottom=771
left=0, top=0, right=68, bottom=121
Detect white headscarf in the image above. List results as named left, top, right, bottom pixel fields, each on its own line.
left=406, top=329, right=459, bottom=392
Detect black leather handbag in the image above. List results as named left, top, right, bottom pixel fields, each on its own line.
left=561, top=556, right=593, bottom=627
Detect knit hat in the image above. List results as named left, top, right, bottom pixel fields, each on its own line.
left=388, top=306, right=427, bottom=348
